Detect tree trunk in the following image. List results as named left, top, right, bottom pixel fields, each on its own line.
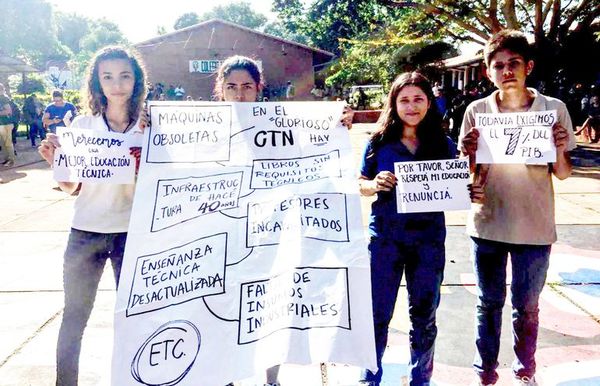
left=501, top=0, right=520, bottom=29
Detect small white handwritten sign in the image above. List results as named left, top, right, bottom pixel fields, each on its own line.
left=475, top=110, right=557, bottom=164
left=53, top=127, right=137, bottom=183
left=394, top=158, right=471, bottom=213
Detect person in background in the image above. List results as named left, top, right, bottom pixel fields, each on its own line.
left=174, top=84, right=185, bottom=100
left=356, top=86, right=368, bottom=110
left=8, top=97, right=21, bottom=155
left=433, top=86, right=447, bottom=118
left=310, top=84, right=324, bottom=100
left=38, top=46, right=147, bottom=386
left=358, top=72, right=455, bottom=386
left=285, top=80, right=295, bottom=101
left=575, top=93, right=600, bottom=143
left=42, top=89, right=77, bottom=134
left=146, top=82, right=156, bottom=101
left=23, top=94, right=46, bottom=147
left=0, top=83, right=15, bottom=167
left=459, top=30, right=575, bottom=386
left=166, top=84, right=176, bottom=100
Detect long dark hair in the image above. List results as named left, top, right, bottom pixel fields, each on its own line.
left=370, top=71, right=449, bottom=160
left=84, top=46, right=147, bottom=120
left=213, top=55, right=264, bottom=101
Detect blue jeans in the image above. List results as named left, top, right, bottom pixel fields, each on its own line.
left=29, top=119, right=45, bottom=146
left=361, top=236, right=445, bottom=386
left=471, top=237, right=551, bottom=385
left=56, top=229, right=127, bottom=386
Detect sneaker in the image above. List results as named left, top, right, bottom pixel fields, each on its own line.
left=514, top=375, right=538, bottom=385
left=264, top=383, right=280, bottom=386
left=2, top=160, right=14, bottom=167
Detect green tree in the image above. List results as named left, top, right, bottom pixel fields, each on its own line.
left=199, top=1, right=268, bottom=29
left=55, top=12, right=90, bottom=54
left=0, top=0, right=70, bottom=66
left=272, top=0, right=455, bottom=88
left=273, top=0, right=403, bottom=55
left=66, top=19, right=127, bottom=87
left=325, top=36, right=457, bottom=89
left=79, top=19, right=128, bottom=54
left=378, top=0, right=600, bottom=81
left=263, top=20, right=309, bottom=45
left=379, top=0, right=599, bottom=45
left=269, top=0, right=306, bottom=39
left=16, top=73, right=47, bottom=95
left=174, top=12, right=200, bottom=30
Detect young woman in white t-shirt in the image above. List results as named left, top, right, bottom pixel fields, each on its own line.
left=38, top=46, right=147, bottom=386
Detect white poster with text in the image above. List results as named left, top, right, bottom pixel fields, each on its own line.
left=53, top=127, right=138, bottom=183
left=112, top=101, right=376, bottom=386
left=394, top=158, right=471, bottom=213
left=475, top=110, right=557, bottom=164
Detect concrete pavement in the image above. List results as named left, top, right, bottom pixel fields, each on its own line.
left=0, top=126, right=599, bottom=386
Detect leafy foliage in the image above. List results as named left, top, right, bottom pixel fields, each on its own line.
left=378, top=0, right=600, bottom=81
left=55, top=12, right=90, bottom=54
left=15, top=74, right=47, bottom=95
left=79, top=19, right=128, bottom=54
left=198, top=1, right=268, bottom=29
left=174, top=12, right=200, bottom=30
left=263, top=20, right=310, bottom=45
left=1, top=1, right=129, bottom=95
left=272, top=0, right=457, bottom=88
left=273, top=0, right=405, bottom=55
left=0, top=0, right=70, bottom=66
left=272, top=0, right=599, bottom=88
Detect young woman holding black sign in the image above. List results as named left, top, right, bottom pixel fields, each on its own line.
left=38, top=46, right=147, bottom=386
left=358, top=72, right=456, bottom=386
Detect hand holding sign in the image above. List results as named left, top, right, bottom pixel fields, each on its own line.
left=552, top=123, right=570, bottom=153
left=468, top=181, right=485, bottom=204
left=372, top=171, right=396, bottom=193
left=38, top=133, right=61, bottom=166
left=461, top=128, right=480, bottom=157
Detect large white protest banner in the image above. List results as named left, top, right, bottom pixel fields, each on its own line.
left=112, top=101, right=376, bottom=386
left=394, top=158, right=471, bottom=213
left=475, top=110, right=557, bottom=164
left=53, top=127, right=138, bottom=183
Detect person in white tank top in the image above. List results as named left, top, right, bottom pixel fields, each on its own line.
left=38, top=45, right=148, bottom=386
